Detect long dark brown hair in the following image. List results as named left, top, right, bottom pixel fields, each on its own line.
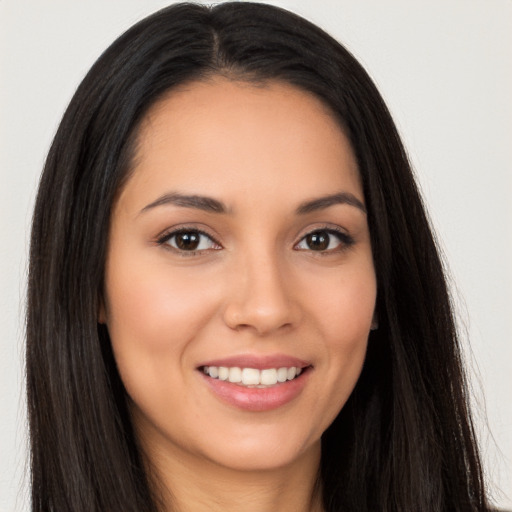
left=27, top=3, right=488, bottom=511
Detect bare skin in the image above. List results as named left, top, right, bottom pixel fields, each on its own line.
left=102, top=78, right=376, bottom=512
left=138, top=422, right=324, bottom=512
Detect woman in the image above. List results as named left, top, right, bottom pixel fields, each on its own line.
left=26, top=2, right=489, bottom=511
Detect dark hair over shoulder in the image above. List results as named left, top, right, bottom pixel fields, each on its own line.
left=26, top=2, right=489, bottom=511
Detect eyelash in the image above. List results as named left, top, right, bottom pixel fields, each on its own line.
left=156, top=225, right=354, bottom=256
left=156, top=227, right=221, bottom=256
left=295, top=226, right=355, bottom=254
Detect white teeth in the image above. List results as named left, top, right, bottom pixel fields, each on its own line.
left=241, top=368, right=260, bottom=385
left=218, top=366, right=229, bottom=381
left=228, top=367, right=242, bottom=383
left=276, top=367, right=288, bottom=383
left=203, top=366, right=304, bottom=387
left=260, top=368, right=277, bottom=386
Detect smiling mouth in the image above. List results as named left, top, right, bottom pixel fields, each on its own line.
left=200, top=366, right=307, bottom=388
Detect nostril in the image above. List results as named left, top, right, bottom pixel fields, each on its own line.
left=222, top=300, right=299, bottom=336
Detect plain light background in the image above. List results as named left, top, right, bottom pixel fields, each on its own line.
left=1, top=1, right=511, bottom=510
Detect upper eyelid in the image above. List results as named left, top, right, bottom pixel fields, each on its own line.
left=296, top=224, right=351, bottom=240
left=156, top=229, right=222, bottom=256
left=294, top=225, right=355, bottom=250
left=155, top=223, right=352, bottom=247
left=156, top=225, right=221, bottom=244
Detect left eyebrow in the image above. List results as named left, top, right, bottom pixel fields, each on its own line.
left=296, top=192, right=367, bottom=215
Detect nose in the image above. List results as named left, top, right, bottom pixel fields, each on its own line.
left=222, top=251, right=300, bottom=336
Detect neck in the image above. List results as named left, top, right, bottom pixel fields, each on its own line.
left=142, top=436, right=324, bottom=512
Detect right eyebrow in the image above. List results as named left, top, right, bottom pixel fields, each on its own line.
left=139, top=192, right=228, bottom=215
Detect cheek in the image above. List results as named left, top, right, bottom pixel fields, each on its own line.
left=103, top=257, right=222, bottom=425
left=103, top=251, right=223, bottom=386
left=302, top=261, right=376, bottom=408
left=307, top=261, right=377, bottom=344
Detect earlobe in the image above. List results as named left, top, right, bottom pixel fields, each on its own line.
left=370, top=311, right=379, bottom=331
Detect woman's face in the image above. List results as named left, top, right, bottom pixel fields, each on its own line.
left=102, top=78, right=377, bottom=473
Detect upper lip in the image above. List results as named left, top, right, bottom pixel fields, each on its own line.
left=197, top=354, right=311, bottom=370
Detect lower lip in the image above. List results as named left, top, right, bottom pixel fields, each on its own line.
left=201, top=370, right=310, bottom=412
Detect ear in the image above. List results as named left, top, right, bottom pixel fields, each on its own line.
left=370, top=311, right=379, bottom=331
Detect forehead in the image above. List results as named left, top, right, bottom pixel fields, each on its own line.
left=121, top=78, right=361, bottom=211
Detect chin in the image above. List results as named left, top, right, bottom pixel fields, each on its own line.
left=194, top=424, right=322, bottom=473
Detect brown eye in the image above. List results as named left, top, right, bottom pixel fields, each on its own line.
left=175, top=232, right=200, bottom=250
left=295, top=228, right=354, bottom=252
left=161, top=230, right=220, bottom=253
left=305, top=231, right=330, bottom=251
